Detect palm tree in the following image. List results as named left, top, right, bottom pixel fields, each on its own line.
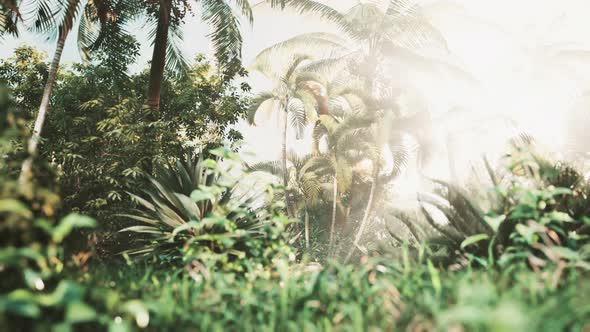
left=17, top=0, right=128, bottom=186
left=267, top=0, right=452, bottom=98
left=247, top=152, right=324, bottom=248
left=342, top=110, right=411, bottom=262
left=142, top=0, right=256, bottom=111
left=309, top=112, right=376, bottom=247
left=247, top=54, right=322, bottom=217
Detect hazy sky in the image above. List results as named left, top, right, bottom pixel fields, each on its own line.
left=3, top=0, right=590, bottom=179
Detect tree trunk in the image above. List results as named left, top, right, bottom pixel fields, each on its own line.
left=146, top=0, right=171, bottom=110
left=304, top=208, right=310, bottom=249
left=329, top=170, right=338, bottom=248
left=282, top=104, right=294, bottom=218
left=446, top=133, right=458, bottom=182
left=19, top=30, right=69, bottom=187
left=344, top=168, right=378, bottom=263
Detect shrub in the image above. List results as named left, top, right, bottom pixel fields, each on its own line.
left=0, top=88, right=147, bottom=332
left=119, top=147, right=291, bottom=272
left=392, top=140, right=590, bottom=271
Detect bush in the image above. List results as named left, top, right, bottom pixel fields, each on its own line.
left=119, top=147, right=292, bottom=272
left=0, top=88, right=147, bottom=332
left=389, top=139, right=590, bottom=271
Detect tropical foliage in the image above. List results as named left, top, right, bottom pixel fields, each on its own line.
left=119, top=148, right=291, bottom=271
left=1, top=0, right=589, bottom=331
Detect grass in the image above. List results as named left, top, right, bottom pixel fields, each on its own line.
left=68, top=251, right=589, bottom=332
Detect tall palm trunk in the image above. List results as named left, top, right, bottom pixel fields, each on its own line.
left=446, top=133, right=458, bottom=182
left=304, top=207, right=310, bottom=248
left=146, top=0, right=171, bottom=110
left=282, top=104, right=294, bottom=218
left=344, top=167, right=378, bottom=263
left=20, top=30, right=69, bottom=186
left=328, top=166, right=338, bottom=248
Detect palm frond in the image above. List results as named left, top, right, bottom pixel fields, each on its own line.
left=288, top=97, right=306, bottom=139
left=165, top=21, right=189, bottom=76
left=200, top=0, right=244, bottom=65
left=283, top=54, right=311, bottom=82
left=57, top=0, right=84, bottom=37
left=0, top=0, right=20, bottom=38
left=246, top=160, right=283, bottom=177
left=297, top=53, right=352, bottom=78
left=77, top=1, right=101, bottom=60
left=381, top=0, right=449, bottom=53
left=294, top=89, right=318, bottom=125
left=344, top=2, right=386, bottom=41
left=231, top=0, right=254, bottom=24
left=247, top=91, right=276, bottom=125
left=253, top=32, right=349, bottom=77
left=23, top=0, right=55, bottom=35
left=269, top=0, right=350, bottom=33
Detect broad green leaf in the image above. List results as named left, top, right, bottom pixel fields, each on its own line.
left=484, top=214, right=505, bottom=232
left=0, top=199, right=31, bottom=217
left=190, top=189, right=216, bottom=203
left=201, top=159, right=218, bottom=169
left=65, top=301, right=97, bottom=323
left=37, top=281, right=85, bottom=307
left=0, top=296, right=40, bottom=318
left=24, top=269, right=43, bottom=290
left=460, top=234, right=490, bottom=250
left=52, top=214, right=96, bottom=243
left=546, top=211, right=575, bottom=223
left=123, top=300, right=149, bottom=328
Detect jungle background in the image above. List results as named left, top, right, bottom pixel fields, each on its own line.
left=1, top=0, right=589, bottom=331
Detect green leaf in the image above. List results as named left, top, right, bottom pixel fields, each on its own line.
left=460, top=234, right=490, bottom=250
left=201, top=159, right=218, bottom=169
left=24, top=269, right=44, bottom=290
left=548, top=187, right=572, bottom=196
left=546, top=211, right=575, bottom=223
left=427, top=260, right=441, bottom=296
left=65, top=301, right=97, bottom=323
left=0, top=295, right=40, bottom=318
left=123, top=300, right=149, bottom=328
left=171, top=221, right=200, bottom=240
left=544, top=246, right=580, bottom=261
left=0, top=199, right=31, bottom=217
left=190, top=189, right=216, bottom=203
left=37, top=281, right=85, bottom=307
left=484, top=214, right=505, bottom=232
left=515, top=224, right=537, bottom=244
left=52, top=214, right=96, bottom=243
left=109, top=321, right=132, bottom=332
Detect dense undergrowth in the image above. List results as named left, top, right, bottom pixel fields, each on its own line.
left=1, top=10, right=589, bottom=329
left=1, top=87, right=589, bottom=330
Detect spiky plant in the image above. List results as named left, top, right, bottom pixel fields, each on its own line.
left=386, top=137, right=590, bottom=269
left=119, top=150, right=289, bottom=271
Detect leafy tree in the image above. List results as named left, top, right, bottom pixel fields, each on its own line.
left=0, top=45, right=250, bottom=255
left=10, top=0, right=132, bottom=184
left=139, top=0, right=255, bottom=111
left=0, top=46, right=47, bottom=118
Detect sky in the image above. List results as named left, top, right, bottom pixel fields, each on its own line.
left=3, top=0, right=590, bottom=184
